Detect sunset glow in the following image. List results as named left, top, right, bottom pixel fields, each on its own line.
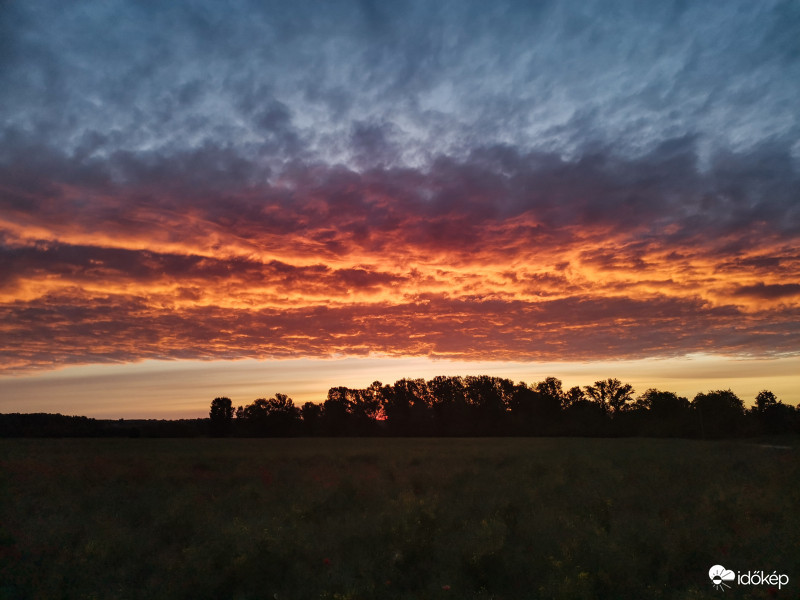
left=1, top=1, right=798, bottom=416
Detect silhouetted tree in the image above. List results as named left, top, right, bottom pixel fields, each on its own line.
left=692, top=390, right=745, bottom=438
left=348, top=385, right=382, bottom=435
left=754, top=390, right=778, bottom=412
left=758, top=402, right=796, bottom=434
left=633, top=389, right=691, bottom=436
left=752, top=390, right=796, bottom=434
left=240, top=394, right=300, bottom=436
left=508, top=382, right=561, bottom=435
left=635, top=389, right=690, bottom=416
left=428, top=376, right=470, bottom=435
left=365, top=381, right=386, bottom=418
left=265, top=393, right=300, bottom=435
left=209, top=397, right=234, bottom=436
left=535, top=377, right=564, bottom=405
left=322, top=387, right=351, bottom=435
left=563, top=386, right=585, bottom=409
left=464, top=376, right=513, bottom=434
left=584, top=378, right=634, bottom=414
left=240, top=398, right=270, bottom=435
left=534, top=377, right=565, bottom=422
left=300, top=401, right=322, bottom=435
left=382, top=379, right=431, bottom=435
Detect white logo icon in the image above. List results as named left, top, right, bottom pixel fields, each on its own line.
left=709, top=565, right=735, bottom=591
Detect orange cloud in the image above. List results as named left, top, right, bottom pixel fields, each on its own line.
left=1, top=142, right=798, bottom=372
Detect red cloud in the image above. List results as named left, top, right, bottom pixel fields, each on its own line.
left=1, top=142, right=798, bottom=371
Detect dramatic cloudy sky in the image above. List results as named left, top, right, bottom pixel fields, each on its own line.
left=1, top=0, right=799, bottom=416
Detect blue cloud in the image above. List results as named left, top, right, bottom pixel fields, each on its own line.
left=2, top=0, right=797, bottom=172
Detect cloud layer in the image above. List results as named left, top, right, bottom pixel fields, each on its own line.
left=1, top=0, right=798, bottom=372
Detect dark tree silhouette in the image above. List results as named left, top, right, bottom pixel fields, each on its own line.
left=300, top=401, right=322, bottom=435
left=563, top=386, right=585, bottom=409
left=265, top=393, right=300, bottom=434
left=240, top=394, right=300, bottom=436
left=242, top=398, right=270, bottom=421
left=692, top=390, right=745, bottom=438
left=508, top=382, right=561, bottom=435
left=535, top=377, right=565, bottom=405
left=192, top=375, right=799, bottom=439
left=464, top=376, right=513, bottom=434
left=632, top=389, right=691, bottom=436
left=239, top=398, right=270, bottom=435
left=635, top=389, right=690, bottom=416
left=349, top=385, right=383, bottom=435
left=365, top=381, right=386, bottom=418
left=533, top=377, right=565, bottom=426
left=752, top=390, right=796, bottom=434
left=322, top=387, right=352, bottom=435
left=209, top=397, right=234, bottom=436
left=210, top=397, right=233, bottom=419
left=754, top=390, right=778, bottom=412
left=584, top=378, right=634, bottom=414
left=381, top=378, right=431, bottom=435
left=428, top=375, right=470, bottom=435
left=7, top=375, right=798, bottom=439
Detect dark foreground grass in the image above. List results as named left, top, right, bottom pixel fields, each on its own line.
left=1, top=437, right=798, bottom=600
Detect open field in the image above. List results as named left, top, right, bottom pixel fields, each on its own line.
left=1, top=437, right=798, bottom=599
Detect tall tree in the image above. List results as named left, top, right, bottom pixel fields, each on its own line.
left=300, top=401, right=322, bottom=435
left=322, top=387, right=351, bottom=435
left=535, top=377, right=565, bottom=406
left=209, top=397, right=234, bottom=436
left=348, top=385, right=382, bottom=435
left=240, top=394, right=300, bottom=436
left=563, top=386, right=585, bottom=409
left=633, top=389, right=691, bottom=436
left=584, top=378, right=634, bottom=414
left=464, top=376, right=513, bottom=434
left=692, top=390, right=745, bottom=438
left=265, top=393, right=300, bottom=435
left=382, top=378, right=431, bottom=435
left=752, top=390, right=795, bottom=434
left=210, top=397, right=234, bottom=421
left=508, top=382, right=561, bottom=435
left=635, top=389, right=690, bottom=417
left=427, top=376, right=469, bottom=435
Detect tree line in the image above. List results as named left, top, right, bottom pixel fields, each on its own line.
left=2, top=375, right=795, bottom=438
left=209, top=375, right=800, bottom=438
left=0, top=414, right=208, bottom=438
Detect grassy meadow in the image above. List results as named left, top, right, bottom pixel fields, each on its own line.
left=1, top=437, right=798, bottom=599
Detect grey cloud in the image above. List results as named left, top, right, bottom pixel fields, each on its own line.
left=0, top=240, right=406, bottom=294
left=733, top=283, right=800, bottom=300
left=2, top=126, right=797, bottom=262
left=3, top=0, right=797, bottom=171
left=350, top=121, right=401, bottom=169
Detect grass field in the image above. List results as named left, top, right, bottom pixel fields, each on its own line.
left=1, top=437, right=798, bottom=599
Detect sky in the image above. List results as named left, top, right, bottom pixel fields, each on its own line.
left=1, top=0, right=799, bottom=418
